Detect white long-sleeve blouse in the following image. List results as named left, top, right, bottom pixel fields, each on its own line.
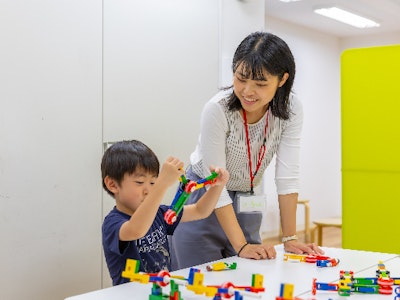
left=190, top=89, right=303, bottom=208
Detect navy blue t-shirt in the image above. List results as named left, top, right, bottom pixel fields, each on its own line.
left=102, top=205, right=182, bottom=285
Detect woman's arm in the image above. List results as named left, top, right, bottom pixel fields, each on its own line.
left=279, top=193, right=298, bottom=237
left=214, top=204, right=247, bottom=252
left=279, top=193, right=324, bottom=255
left=275, top=97, right=323, bottom=254
left=198, top=97, right=232, bottom=208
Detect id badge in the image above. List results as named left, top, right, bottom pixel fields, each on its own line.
left=236, top=192, right=267, bottom=213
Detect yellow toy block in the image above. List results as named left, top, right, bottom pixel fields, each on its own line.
left=122, top=258, right=139, bottom=276
left=209, top=262, right=228, bottom=271
left=283, top=253, right=306, bottom=262
left=252, top=274, right=264, bottom=288
left=186, top=272, right=206, bottom=294
left=204, top=286, right=218, bottom=297
left=281, top=283, right=294, bottom=298
left=121, top=259, right=150, bottom=283
left=186, top=284, right=206, bottom=295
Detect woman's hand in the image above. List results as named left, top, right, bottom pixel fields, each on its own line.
left=238, top=243, right=277, bottom=260
left=283, top=240, right=324, bottom=255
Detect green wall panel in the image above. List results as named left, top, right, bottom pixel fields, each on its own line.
left=342, top=171, right=400, bottom=253
left=341, top=45, right=400, bottom=254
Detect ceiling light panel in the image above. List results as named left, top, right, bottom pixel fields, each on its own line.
left=314, top=7, right=380, bottom=28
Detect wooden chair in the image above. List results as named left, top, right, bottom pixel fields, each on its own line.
left=312, top=217, right=342, bottom=246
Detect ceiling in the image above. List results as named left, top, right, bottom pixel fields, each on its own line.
left=265, top=0, right=400, bottom=37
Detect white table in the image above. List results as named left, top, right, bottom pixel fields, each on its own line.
left=65, top=245, right=399, bottom=299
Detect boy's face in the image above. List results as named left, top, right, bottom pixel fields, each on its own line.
left=112, top=169, right=157, bottom=215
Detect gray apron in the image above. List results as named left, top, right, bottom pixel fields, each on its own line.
left=169, top=167, right=262, bottom=270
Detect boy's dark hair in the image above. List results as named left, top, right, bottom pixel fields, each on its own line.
left=227, top=31, right=296, bottom=120
left=101, top=140, right=160, bottom=197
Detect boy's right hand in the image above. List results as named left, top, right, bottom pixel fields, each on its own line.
left=157, top=156, right=184, bottom=187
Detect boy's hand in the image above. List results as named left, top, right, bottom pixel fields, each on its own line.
left=157, top=156, right=184, bottom=187
left=210, top=166, right=229, bottom=186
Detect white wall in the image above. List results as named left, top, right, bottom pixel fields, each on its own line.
left=340, top=31, right=400, bottom=50
left=0, top=1, right=103, bottom=300
left=262, top=17, right=342, bottom=237
left=101, top=0, right=265, bottom=289
left=0, top=0, right=266, bottom=299
left=219, top=0, right=265, bottom=86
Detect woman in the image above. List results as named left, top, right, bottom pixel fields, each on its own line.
left=170, top=31, right=323, bottom=270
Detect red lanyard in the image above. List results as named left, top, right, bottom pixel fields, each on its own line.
left=243, top=109, right=269, bottom=193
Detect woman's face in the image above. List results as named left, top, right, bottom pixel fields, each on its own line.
left=233, top=63, right=288, bottom=122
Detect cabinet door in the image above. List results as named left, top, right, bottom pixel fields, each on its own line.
left=102, top=0, right=219, bottom=287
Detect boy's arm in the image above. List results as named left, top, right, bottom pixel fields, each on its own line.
left=180, top=167, right=229, bottom=223
left=119, top=157, right=184, bottom=241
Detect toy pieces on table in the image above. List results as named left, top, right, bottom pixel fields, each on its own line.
left=283, top=253, right=307, bottom=262
left=149, top=280, right=183, bottom=300
left=375, top=260, right=395, bottom=295
left=311, top=278, right=338, bottom=295
left=316, top=258, right=340, bottom=267
left=275, top=283, right=307, bottom=300
left=187, top=271, right=265, bottom=298
left=283, top=253, right=329, bottom=263
left=122, top=258, right=188, bottom=288
left=206, top=262, right=237, bottom=271
left=336, top=270, right=355, bottom=296
left=312, top=260, right=400, bottom=297
left=283, top=253, right=340, bottom=267
left=305, top=254, right=340, bottom=267
left=122, top=259, right=265, bottom=299
left=164, top=171, right=218, bottom=224
left=312, top=271, right=357, bottom=296
left=394, top=286, right=400, bottom=300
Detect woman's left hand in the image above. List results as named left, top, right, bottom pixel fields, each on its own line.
left=283, top=240, right=324, bottom=255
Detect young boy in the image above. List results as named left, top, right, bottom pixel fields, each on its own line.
left=101, top=140, right=229, bottom=285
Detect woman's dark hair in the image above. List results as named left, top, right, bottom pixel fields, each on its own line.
left=227, top=31, right=295, bottom=120
left=101, top=140, right=160, bottom=197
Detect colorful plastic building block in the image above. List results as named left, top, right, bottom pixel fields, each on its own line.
left=206, top=262, right=237, bottom=271
left=164, top=171, right=218, bottom=224
left=275, top=283, right=306, bottom=300
left=316, top=258, right=340, bottom=267
left=394, top=286, right=400, bottom=300
left=337, top=270, right=354, bottom=296
left=200, top=273, right=265, bottom=298
left=312, top=280, right=338, bottom=294
left=283, top=253, right=307, bottom=262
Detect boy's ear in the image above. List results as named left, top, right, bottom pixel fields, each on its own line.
left=104, top=176, right=119, bottom=194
